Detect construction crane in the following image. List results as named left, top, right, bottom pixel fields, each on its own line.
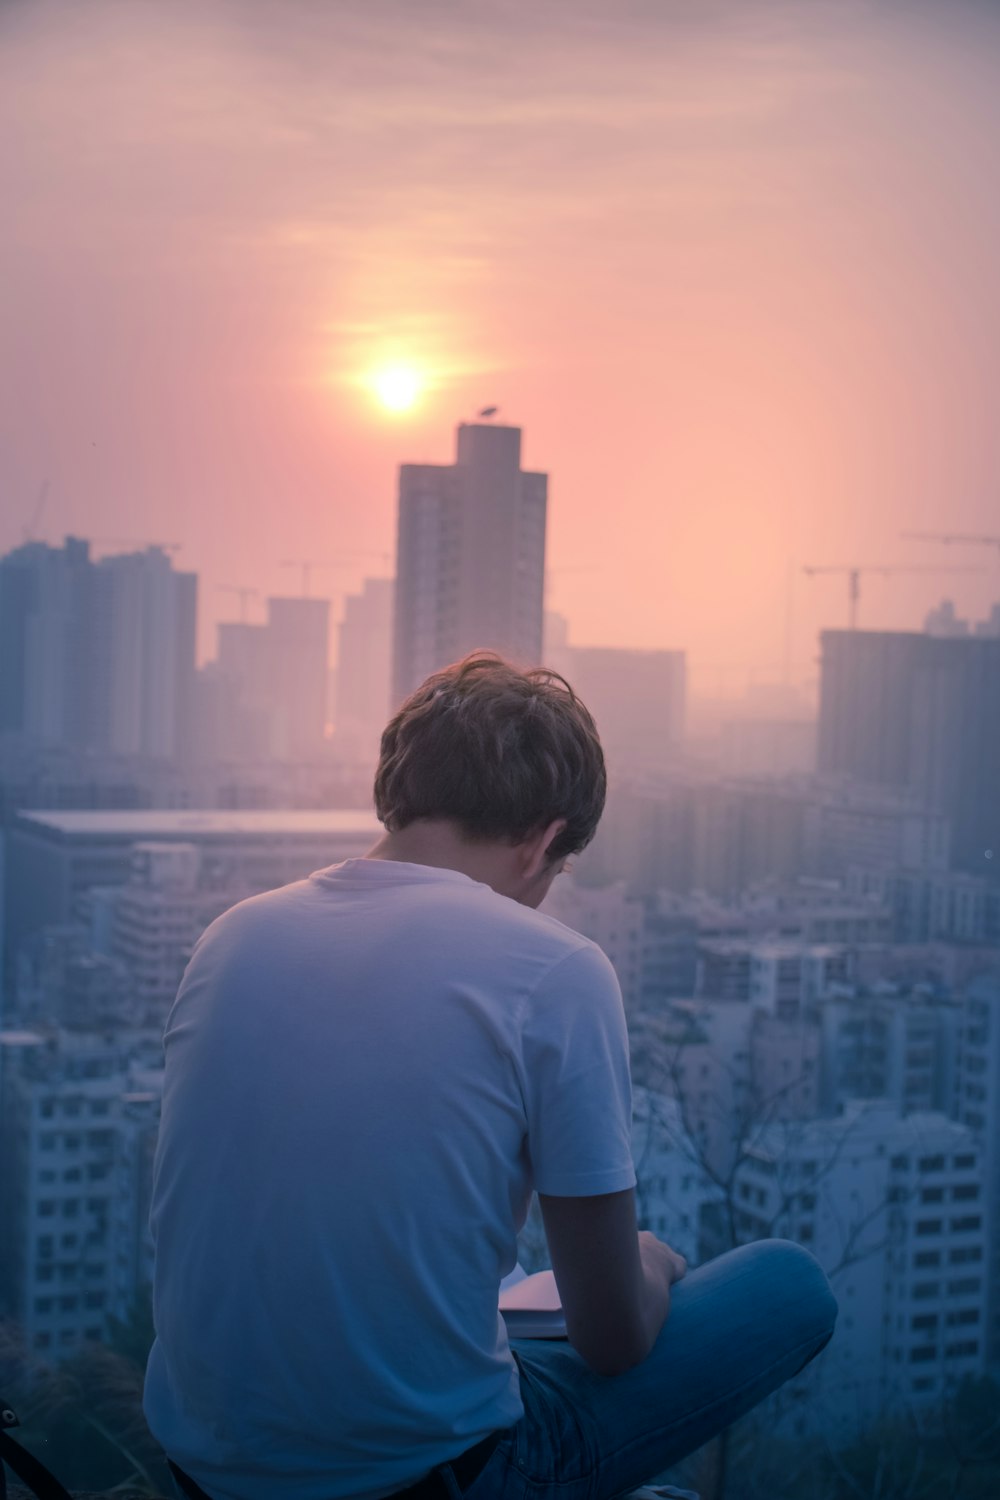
left=903, top=531, right=1000, bottom=555
left=803, top=564, right=983, bottom=630
left=280, top=552, right=393, bottom=597
left=22, top=480, right=50, bottom=543
left=219, top=585, right=260, bottom=623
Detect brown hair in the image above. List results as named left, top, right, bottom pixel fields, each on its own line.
left=375, top=654, right=606, bottom=861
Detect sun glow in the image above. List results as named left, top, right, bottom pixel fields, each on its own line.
left=370, top=364, right=424, bottom=413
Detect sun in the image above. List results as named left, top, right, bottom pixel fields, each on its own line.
left=370, top=364, right=423, bottom=413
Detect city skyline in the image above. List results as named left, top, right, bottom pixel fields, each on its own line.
left=4, top=1, right=1000, bottom=690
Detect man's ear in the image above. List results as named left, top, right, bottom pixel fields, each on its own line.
left=521, top=818, right=568, bottom=880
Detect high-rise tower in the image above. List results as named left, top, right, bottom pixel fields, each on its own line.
left=818, top=628, right=1000, bottom=878
left=392, top=422, right=547, bottom=705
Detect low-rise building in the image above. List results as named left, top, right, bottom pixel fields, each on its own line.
left=735, top=1103, right=986, bottom=1436
left=0, top=1027, right=163, bottom=1360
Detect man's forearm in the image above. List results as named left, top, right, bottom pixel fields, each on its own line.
left=636, top=1234, right=674, bottom=1360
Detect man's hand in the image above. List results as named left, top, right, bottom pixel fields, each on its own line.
left=639, top=1230, right=687, bottom=1290
left=538, top=1191, right=686, bottom=1378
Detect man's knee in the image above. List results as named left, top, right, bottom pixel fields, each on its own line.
left=733, top=1238, right=838, bottom=1348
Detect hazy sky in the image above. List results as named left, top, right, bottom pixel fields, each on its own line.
left=4, top=0, right=1000, bottom=696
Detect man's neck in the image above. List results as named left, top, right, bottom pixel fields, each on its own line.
left=366, top=821, right=509, bottom=888
left=365, top=819, right=563, bottom=909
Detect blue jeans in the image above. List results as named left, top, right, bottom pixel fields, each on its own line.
left=452, top=1240, right=837, bottom=1500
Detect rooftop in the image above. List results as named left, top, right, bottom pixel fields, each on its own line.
left=12, top=808, right=382, bottom=839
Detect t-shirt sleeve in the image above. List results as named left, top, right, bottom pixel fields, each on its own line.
left=519, top=941, right=636, bottom=1198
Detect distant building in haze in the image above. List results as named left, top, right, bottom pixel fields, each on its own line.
left=204, top=596, right=330, bottom=760
left=818, top=629, right=1000, bottom=877
left=392, top=421, right=547, bottom=704
left=265, top=597, right=330, bottom=757
left=562, top=646, right=686, bottom=772
left=335, top=577, right=393, bottom=759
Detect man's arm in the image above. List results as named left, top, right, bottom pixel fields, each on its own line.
left=538, top=1189, right=686, bottom=1377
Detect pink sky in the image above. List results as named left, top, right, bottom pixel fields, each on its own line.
left=3, top=0, right=1000, bottom=699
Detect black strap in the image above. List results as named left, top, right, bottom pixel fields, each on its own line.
left=0, top=1427, right=74, bottom=1500
left=169, top=1458, right=215, bottom=1500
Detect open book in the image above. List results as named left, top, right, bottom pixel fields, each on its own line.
left=498, top=1265, right=566, bottom=1339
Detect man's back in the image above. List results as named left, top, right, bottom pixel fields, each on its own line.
left=144, top=857, right=633, bottom=1500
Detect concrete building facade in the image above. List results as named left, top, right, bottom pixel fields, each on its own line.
left=393, top=422, right=547, bottom=704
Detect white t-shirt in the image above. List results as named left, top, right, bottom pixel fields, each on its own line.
left=144, top=859, right=636, bottom=1500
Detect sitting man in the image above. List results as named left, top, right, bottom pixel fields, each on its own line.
left=144, top=654, right=837, bottom=1500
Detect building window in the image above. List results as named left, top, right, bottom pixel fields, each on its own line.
left=909, top=1346, right=937, bottom=1363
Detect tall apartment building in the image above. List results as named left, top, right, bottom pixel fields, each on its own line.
left=954, top=974, right=1000, bottom=1363
left=0, top=538, right=197, bottom=759
left=96, top=548, right=198, bottom=759
left=392, top=422, right=547, bottom=704
left=818, top=629, right=1000, bottom=876
left=736, top=1103, right=987, bottom=1435
left=819, top=989, right=959, bottom=1118
left=0, top=1028, right=164, bottom=1359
